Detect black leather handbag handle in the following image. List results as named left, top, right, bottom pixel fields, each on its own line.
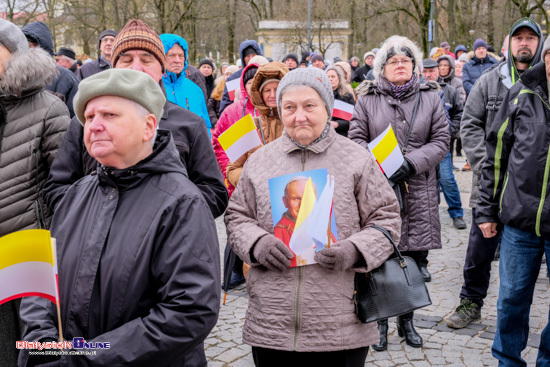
left=369, top=225, right=406, bottom=264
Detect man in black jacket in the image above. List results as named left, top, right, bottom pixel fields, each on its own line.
left=77, top=29, right=117, bottom=80
left=22, top=21, right=79, bottom=118
left=475, top=36, right=550, bottom=367
left=20, top=69, right=220, bottom=367
left=43, top=19, right=228, bottom=218
left=352, top=51, right=374, bottom=83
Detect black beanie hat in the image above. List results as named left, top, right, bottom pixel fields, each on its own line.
left=199, top=59, right=215, bottom=70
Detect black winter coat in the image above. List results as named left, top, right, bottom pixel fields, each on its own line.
left=77, top=55, right=111, bottom=80
left=21, top=22, right=79, bottom=118
left=43, top=97, right=228, bottom=218
left=20, top=131, right=221, bottom=367
left=477, top=62, right=550, bottom=237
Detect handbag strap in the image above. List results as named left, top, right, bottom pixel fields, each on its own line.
left=402, top=91, right=421, bottom=155
left=369, top=225, right=405, bottom=262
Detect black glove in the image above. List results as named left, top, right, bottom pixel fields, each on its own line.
left=389, top=159, right=413, bottom=184
left=252, top=234, right=295, bottom=271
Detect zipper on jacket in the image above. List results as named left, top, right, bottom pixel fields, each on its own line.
left=536, top=145, right=550, bottom=237
left=301, top=150, right=306, bottom=171
left=514, top=88, right=550, bottom=236
left=498, top=172, right=509, bottom=214
left=493, top=117, right=509, bottom=199
left=293, top=266, right=303, bottom=350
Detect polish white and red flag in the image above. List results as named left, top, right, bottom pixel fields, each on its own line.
left=332, top=100, right=355, bottom=121
left=226, top=78, right=240, bottom=101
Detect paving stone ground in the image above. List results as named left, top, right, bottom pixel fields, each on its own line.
left=206, top=155, right=549, bottom=366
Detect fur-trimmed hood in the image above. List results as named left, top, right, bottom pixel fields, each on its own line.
left=355, top=75, right=439, bottom=97
left=0, top=47, right=58, bottom=100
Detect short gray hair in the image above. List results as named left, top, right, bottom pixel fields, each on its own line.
left=373, top=35, right=423, bottom=79
left=129, top=100, right=158, bottom=147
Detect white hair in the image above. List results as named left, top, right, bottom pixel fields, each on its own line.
left=130, top=100, right=158, bottom=147
left=373, top=35, right=423, bottom=79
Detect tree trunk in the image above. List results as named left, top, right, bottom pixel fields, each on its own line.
left=487, top=0, right=494, bottom=47
left=227, top=0, right=238, bottom=64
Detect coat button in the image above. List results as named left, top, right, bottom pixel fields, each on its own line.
left=109, top=195, right=113, bottom=200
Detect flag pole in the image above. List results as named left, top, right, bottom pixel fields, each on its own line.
left=56, top=301, right=64, bottom=342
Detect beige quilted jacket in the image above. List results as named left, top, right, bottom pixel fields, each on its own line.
left=224, top=127, right=401, bottom=351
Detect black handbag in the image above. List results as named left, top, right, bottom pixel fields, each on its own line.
left=353, top=225, right=432, bottom=323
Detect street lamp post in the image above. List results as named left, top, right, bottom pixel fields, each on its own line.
left=307, top=0, right=312, bottom=55
left=469, top=29, right=475, bottom=49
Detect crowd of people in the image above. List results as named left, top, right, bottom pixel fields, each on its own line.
left=0, top=14, right=548, bottom=367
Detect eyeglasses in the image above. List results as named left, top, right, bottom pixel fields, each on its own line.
left=386, top=58, right=413, bottom=67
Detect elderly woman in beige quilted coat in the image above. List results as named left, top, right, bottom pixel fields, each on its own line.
left=225, top=67, right=401, bottom=366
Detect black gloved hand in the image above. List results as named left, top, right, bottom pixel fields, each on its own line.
left=389, top=159, right=413, bottom=184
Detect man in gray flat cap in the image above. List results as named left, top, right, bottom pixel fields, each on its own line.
left=20, top=68, right=220, bottom=367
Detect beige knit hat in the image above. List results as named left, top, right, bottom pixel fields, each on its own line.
left=111, top=19, right=165, bottom=72
left=73, top=69, right=166, bottom=125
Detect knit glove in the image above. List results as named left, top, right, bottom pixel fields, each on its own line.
left=389, top=159, right=413, bottom=184
left=252, top=234, right=295, bottom=272
left=314, top=240, right=362, bottom=271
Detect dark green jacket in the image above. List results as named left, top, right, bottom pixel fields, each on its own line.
left=476, top=62, right=550, bottom=237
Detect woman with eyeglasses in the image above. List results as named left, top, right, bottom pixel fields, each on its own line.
left=349, top=35, right=450, bottom=351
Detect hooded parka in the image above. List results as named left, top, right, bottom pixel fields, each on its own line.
left=436, top=55, right=466, bottom=101
left=0, top=47, right=70, bottom=236
left=225, top=62, right=288, bottom=187
left=476, top=62, right=550, bottom=237
left=19, top=130, right=220, bottom=367
left=160, top=34, right=212, bottom=134
left=349, top=76, right=450, bottom=251
left=212, top=62, right=260, bottom=197
left=225, top=126, right=401, bottom=352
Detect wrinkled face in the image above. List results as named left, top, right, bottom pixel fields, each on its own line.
left=438, top=60, right=451, bottom=77
left=475, top=46, right=487, bottom=59
left=312, top=59, right=325, bottom=69
left=199, top=64, right=213, bottom=77
left=365, top=55, right=374, bottom=66
left=100, top=36, right=115, bottom=59
left=55, top=55, right=72, bottom=69
left=384, top=55, right=414, bottom=86
left=285, top=58, right=297, bottom=69
left=351, top=59, right=359, bottom=67
left=545, top=52, right=550, bottom=81
left=115, top=50, right=163, bottom=83
left=165, top=43, right=185, bottom=75
left=443, top=47, right=450, bottom=54
left=281, top=86, right=328, bottom=146
left=261, top=81, right=279, bottom=108
left=283, top=179, right=307, bottom=219
left=422, top=67, right=439, bottom=82
left=0, top=45, right=11, bottom=77
left=454, top=62, right=463, bottom=77
left=511, top=28, right=539, bottom=64
left=83, top=96, right=156, bottom=169
left=327, top=69, right=339, bottom=90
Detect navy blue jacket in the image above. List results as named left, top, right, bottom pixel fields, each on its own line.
left=219, top=40, right=262, bottom=114
left=462, top=54, right=499, bottom=97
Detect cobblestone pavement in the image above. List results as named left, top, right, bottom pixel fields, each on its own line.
left=206, top=156, right=549, bottom=366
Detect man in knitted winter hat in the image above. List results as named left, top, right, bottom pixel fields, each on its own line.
left=462, top=38, right=499, bottom=96
left=43, top=19, right=228, bottom=219
left=78, top=29, right=118, bottom=80
left=20, top=68, right=221, bottom=367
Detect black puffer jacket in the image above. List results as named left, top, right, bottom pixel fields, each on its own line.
left=476, top=62, right=550, bottom=237
left=43, top=92, right=228, bottom=218
left=20, top=130, right=221, bottom=367
left=21, top=21, right=79, bottom=117
left=0, top=47, right=70, bottom=236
